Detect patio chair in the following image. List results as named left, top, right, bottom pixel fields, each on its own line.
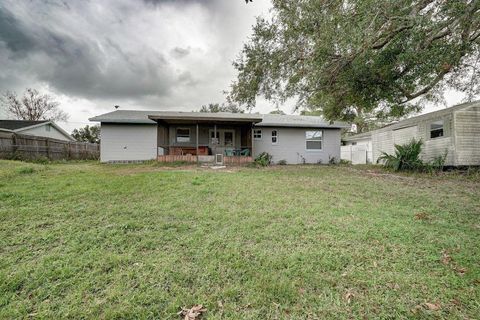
left=240, top=149, right=250, bottom=156
left=224, top=148, right=235, bottom=156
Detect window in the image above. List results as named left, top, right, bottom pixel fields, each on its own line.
left=253, top=129, right=262, bottom=140
left=306, top=130, right=323, bottom=150
left=271, top=130, right=278, bottom=144
left=210, top=131, right=219, bottom=144
left=176, top=128, right=190, bottom=142
left=224, top=131, right=234, bottom=146
left=430, top=120, right=444, bottom=139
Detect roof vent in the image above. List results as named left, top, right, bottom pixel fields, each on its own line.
left=114, top=105, right=120, bottom=109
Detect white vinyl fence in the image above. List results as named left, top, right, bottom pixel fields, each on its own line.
left=341, top=145, right=373, bottom=164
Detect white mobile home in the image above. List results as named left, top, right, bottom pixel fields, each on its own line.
left=343, top=101, right=480, bottom=166
left=89, top=110, right=349, bottom=164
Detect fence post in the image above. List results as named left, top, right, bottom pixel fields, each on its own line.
left=11, top=133, right=17, bottom=156
left=45, top=138, right=50, bottom=159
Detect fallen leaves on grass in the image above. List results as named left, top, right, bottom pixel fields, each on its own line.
left=441, top=250, right=452, bottom=265
left=344, top=289, right=355, bottom=304
left=414, top=212, right=431, bottom=221
left=178, top=305, right=207, bottom=320
left=412, top=302, right=442, bottom=314
left=440, top=249, right=467, bottom=276
left=454, top=266, right=467, bottom=276
left=424, top=302, right=441, bottom=311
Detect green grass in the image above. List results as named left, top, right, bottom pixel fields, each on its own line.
left=0, top=160, right=479, bottom=319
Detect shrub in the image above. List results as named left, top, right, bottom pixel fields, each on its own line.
left=377, top=139, right=424, bottom=171
left=254, top=152, right=272, bottom=167
left=328, top=156, right=337, bottom=164
left=339, top=159, right=352, bottom=165
left=277, top=159, right=287, bottom=165
left=426, top=151, right=448, bottom=174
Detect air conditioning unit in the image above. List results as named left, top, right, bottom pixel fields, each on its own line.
left=215, top=154, right=224, bottom=165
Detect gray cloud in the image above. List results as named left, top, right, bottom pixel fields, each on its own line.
left=0, top=0, right=273, bottom=129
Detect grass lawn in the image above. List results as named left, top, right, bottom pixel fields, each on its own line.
left=0, top=160, right=479, bottom=319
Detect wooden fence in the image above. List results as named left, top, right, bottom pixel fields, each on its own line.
left=0, top=131, right=99, bottom=161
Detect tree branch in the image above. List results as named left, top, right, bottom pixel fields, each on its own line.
left=399, top=66, right=451, bottom=103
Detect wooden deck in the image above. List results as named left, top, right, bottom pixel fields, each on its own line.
left=157, top=155, right=253, bottom=165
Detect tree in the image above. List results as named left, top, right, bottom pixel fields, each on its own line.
left=0, top=88, right=69, bottom=122
left=229, top=0, right=480, bottom=132
left=71, top=125, right=100, bottom=144
left=199, top=103, right=245, bottom=113
left=269, top=109, right=286, bottom=115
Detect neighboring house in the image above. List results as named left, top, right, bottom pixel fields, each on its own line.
left=0, top=120, right=74, bottom=141
left=342, top=101, right=480, bottom=166
left=89, top=110, right=349, bottom=164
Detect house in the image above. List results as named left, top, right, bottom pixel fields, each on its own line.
left=89, top=110, right=349, bottom=164
left=0, top=120, right=74, bottom=141
left=342, top=100, right=480, bottom=166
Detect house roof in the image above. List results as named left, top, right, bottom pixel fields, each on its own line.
left=342, top=100, right=480, bottom=141
left=148, top=111, right=264, bottom=124
left=257, top=114, right=348, bottom=128
left=343, top=131, right=372, bottom=142
left=0, top=119, right=75, bottom=141
left=89, top=110, right=349, bottom=128
left=0, top=120, right=48, bottom=130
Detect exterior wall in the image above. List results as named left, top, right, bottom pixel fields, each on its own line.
left=19, top=124, right=71, bottom=141
left=371, top=113, right=456, bottom=165
left=100, top=123, right=157, bottom=162
left=253, top=127, right=341, bottom=164
left=454, top=105, right=480, bottom=165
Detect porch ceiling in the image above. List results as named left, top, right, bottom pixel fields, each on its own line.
left=148, top=112, right=262, bottom=125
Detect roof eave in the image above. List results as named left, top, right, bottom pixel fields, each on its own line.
left=148, top=115, right=263, bottom=123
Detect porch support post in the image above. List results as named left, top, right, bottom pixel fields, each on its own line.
left=251, top=123, right=255, bottom=158
left=196, top=123, right=199, bottom=165
left=214, top=124, right=217, bottom=155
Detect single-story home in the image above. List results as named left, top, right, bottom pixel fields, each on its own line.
left=89, top=110, right=349, bottom=164
left=0, top=120, right=74, bottom=141
left=342, top=100, right=480, bottom=166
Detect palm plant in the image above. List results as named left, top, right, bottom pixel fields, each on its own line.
left=378, top=139, right=424, bottom=171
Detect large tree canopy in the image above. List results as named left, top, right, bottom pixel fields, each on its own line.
left=199, top=103, right=244, bottom=113
left=230, top=0, right=480, bottom=131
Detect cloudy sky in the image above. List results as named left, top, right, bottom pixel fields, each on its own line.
left=0, top=0, right=275, bottom=131
left=0, top=0, right=468, bottom=132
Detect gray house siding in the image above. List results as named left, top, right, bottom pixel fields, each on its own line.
left=100, top=123, right=157, bottom=162
left=253, top=127, right=341, bottom=164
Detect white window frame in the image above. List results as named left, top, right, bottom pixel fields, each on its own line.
left=253, top=129, right=262, bottom=140
left=176, top=128, right=191, bottom=143
left=271, top=130, right=278, bottom=145
left=430, top=120, right=444, bottom=139
left=305, top=130, right=323, bottom=151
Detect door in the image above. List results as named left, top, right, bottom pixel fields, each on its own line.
left=209, top=129, right=235, bottom=155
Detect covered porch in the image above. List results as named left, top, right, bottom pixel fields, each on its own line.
left=148, top=113, right=263, bottom=165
